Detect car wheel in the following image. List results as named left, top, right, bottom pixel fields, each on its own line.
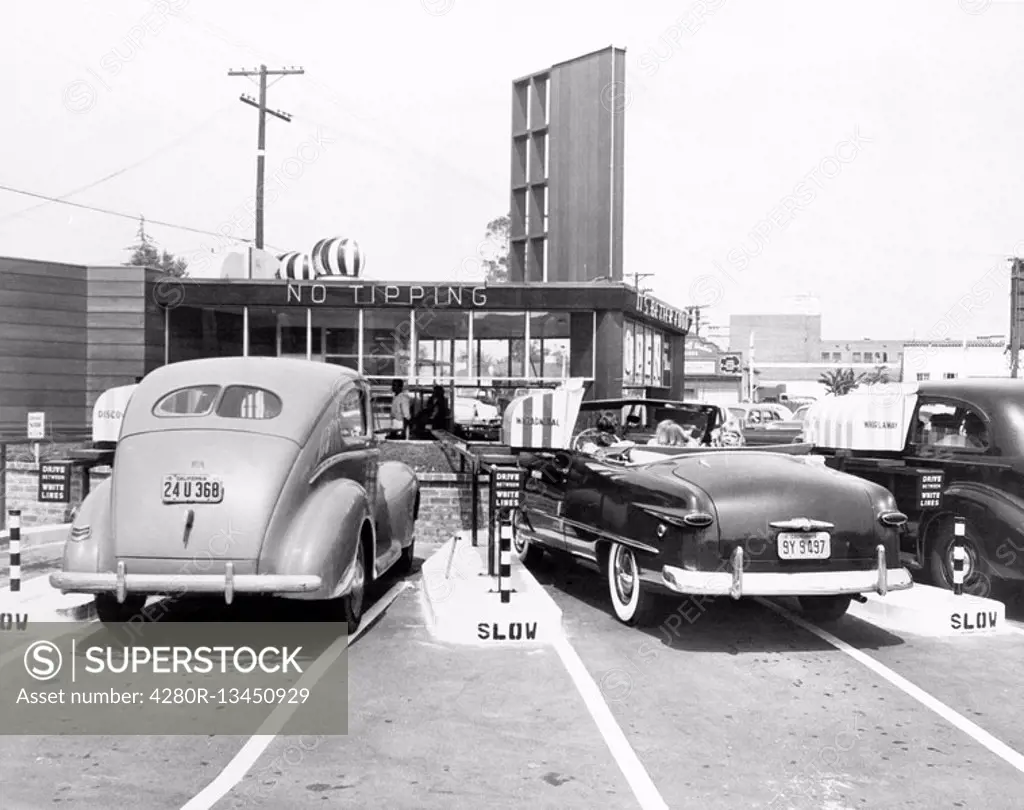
left=94, top=593, right=147, bottom=624
left=340, top=541, right=366, bottom=633
left=512, top=511, right=544, bottom=568
left=926, top=516, right=993, bottom=597
left=606, top=542, right=660, bottom=626
left=798, top=594, right=853, bottom=623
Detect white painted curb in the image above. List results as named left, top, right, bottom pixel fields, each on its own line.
left=0, top=574, right=96, bottom=622
left=848, top=582, right=1007, bottom=637
left=420, top=531, right=563, bottom=646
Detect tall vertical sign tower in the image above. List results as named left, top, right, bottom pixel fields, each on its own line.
left=508, top=47, right=626, bottom=283
left=1011, top=258, right=1023, bottom=377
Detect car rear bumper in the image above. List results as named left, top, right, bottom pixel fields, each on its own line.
left=50, top=561, right=322, bottom=605
left=662, top=543, right=913, bottom=599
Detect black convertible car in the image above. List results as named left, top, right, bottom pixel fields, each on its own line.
left=504, top=391, right=913, bottom=626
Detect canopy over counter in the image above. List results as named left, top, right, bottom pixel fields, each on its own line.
left=803, top=383, right=920, bottom=452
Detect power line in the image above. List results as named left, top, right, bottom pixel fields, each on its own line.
left=0, top=183, right=282, bottom=249
left=0, top=105, right=233, bottom=225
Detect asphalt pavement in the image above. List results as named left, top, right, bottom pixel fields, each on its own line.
left=2, top=543, right=1024, bottom=808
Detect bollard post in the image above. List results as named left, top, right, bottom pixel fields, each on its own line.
left=498, top=508, right=512, bottom=604
left=8, top=508, right=21, bottom=592
left=952, top=516, right=966, bottom=596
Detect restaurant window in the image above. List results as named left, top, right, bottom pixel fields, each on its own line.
left=279, top=310, right=314, bottom=359
left=416, top=310, right=470, bottom=381
left=363, top=310, right=411, bottom=378
left=831, top=352, right=841, bottom=361
left=529, top=311, right=570, bottom=379
left=852, top=352, right=862, bottom=363
left=944, top=372, right=956, bottom=379
left=663, top=339, right=672, bottom=388
left=820, top=352, right=831, bottom=361
left=917, top=373, right=930, bottom=381
left=473, top=312, right=525, bottom=379
left=652, top=332, right=663, bottom=385
left=247, top=308, right=277, bottom=357
left=881, top=352, right=888, bottom=362
left=319, top=309, right=359, bottom=370
left=623, top=321, right=636, bottom=385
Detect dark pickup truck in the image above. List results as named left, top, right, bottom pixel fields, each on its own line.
left=803, top=379, right=1024, bottom=598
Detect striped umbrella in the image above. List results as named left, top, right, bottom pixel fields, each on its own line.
left=278, top=252, right=315, bottom=280
left=310, top=236, right=364, bottom=278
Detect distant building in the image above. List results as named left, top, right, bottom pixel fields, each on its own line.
left=901, top=340, right=1012, bottom=380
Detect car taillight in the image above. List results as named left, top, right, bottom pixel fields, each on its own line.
left=682, top=511, right=714, bottom=528
left=879, top=510, right=908, bottom=527
left=69, top=525, right=91, bottom=542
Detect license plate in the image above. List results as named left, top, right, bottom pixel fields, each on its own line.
left=162, top=474, right=224, bottom=504
left=777, top=531, right=831, bottom=560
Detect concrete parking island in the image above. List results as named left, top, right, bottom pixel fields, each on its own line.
left=848, top=582, right=1007, bottom=637
left=420, top=532, right=563, bottom=646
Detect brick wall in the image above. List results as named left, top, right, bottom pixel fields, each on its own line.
left=416, top=473, right=491, bottom=547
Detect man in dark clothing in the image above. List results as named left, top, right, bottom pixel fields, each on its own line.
left=427, top=385, right=450, bottom=432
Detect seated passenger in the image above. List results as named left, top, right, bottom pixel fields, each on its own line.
left=962, top=412, right=989, bottom=450
left=578, top=414, right=623, bottom=455
left=647, top=419, right=690, bottom=447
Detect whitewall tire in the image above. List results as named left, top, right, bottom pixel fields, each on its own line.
left=606, top=542, right=660, bottom=626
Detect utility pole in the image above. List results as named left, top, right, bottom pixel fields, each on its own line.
left=1011, top=258, right=1022, bottom=378
left=228, top=64, right=304, bottom=249
left=631, top=272, right=654, bottom=293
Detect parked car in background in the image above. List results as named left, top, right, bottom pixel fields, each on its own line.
left=804, top=380, right=1024, bottom=597
left=503, top=387, right=913, bottom=626
left=52, top=358, right=420, bottom=630
left=743, top=403, right=812, bottom=446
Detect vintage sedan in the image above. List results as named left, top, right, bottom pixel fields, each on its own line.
left=51, top=357, right=420, bottom=630
left=503, top=387, right=913, bottom=626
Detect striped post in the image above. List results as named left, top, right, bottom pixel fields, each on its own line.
left=498, top=509, right=512, bottom=604
left=952, top=516, right=966, bottom=596
left=8, top=509, right=21, bottom=592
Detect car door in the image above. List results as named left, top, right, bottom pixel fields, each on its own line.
left=518, top=453, right=568, bottom=552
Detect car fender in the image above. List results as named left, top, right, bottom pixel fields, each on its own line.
left=61, top=477, right=113, bottom=576
left=375, top=461, right=419, bottom=553
left=932, top=481, right=1024, bottom=579
left=260, top=477, right=372, bottom=600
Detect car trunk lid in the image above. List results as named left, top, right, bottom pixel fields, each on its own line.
left=111, top=430, right=300, bottom=562
left=670, top=452, right=877, bottom=567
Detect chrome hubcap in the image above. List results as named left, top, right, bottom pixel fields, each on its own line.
left=613, top=547, right=636, bottom=603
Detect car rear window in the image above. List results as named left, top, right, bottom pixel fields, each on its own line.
left=153, top=385, right=282, bottom=419
left=216, top=386, right=282, bottom=420
left=153, top=385, right=221, bottom=416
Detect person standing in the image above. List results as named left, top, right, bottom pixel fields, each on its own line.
left=428, top=384, right=450, bottom=432
left=390, top=379, right=412, bottom=440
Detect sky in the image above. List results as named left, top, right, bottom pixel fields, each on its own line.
left=2, top=0, right=1023, bottom=341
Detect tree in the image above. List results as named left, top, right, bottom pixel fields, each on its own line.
left=125, top=216, right=188, bottom=276
left=819, top=367, right=863, bottom=396
left=860, top=365, right=892, bottom=386
left=480, top=213, right=510, bottom=283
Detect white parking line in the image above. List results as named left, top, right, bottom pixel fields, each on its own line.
left=554, top=636, right=669, bottom=810
left=180, top=581, right=411, bottom=810
left=759, top=598, right=1024, bottom=776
